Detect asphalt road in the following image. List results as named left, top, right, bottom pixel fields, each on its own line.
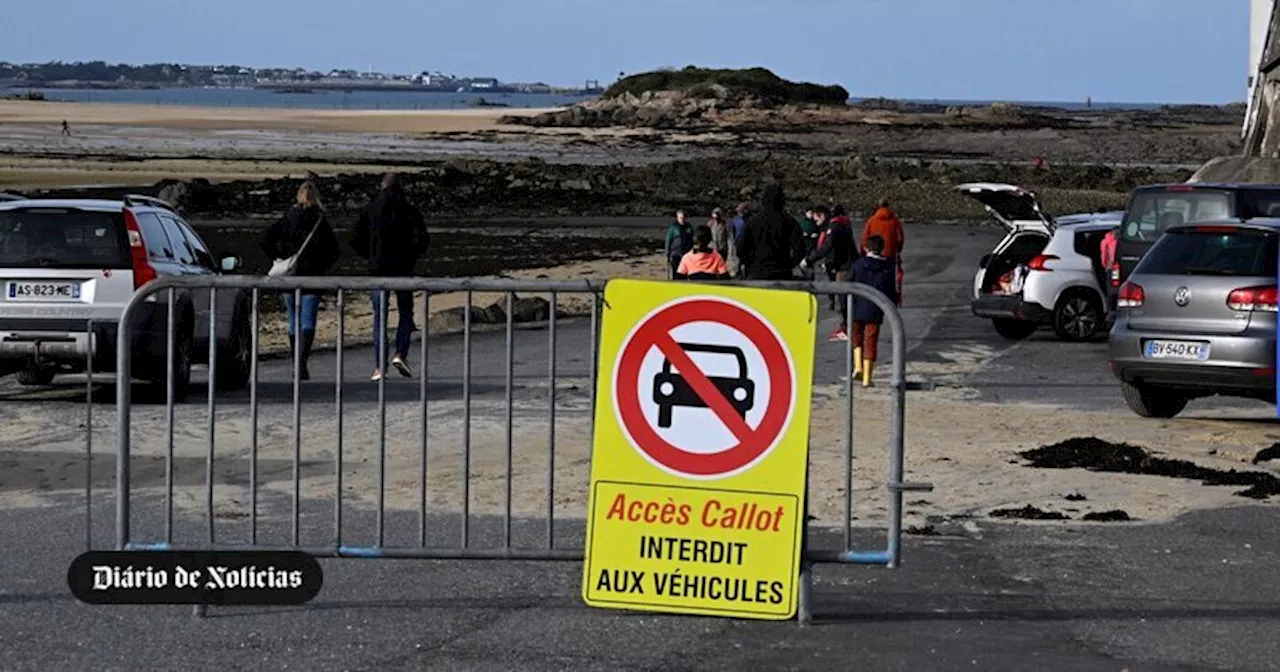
left=2, top=501, right=1278, bottom=671
left=1, top=222, right=1278, bottom=670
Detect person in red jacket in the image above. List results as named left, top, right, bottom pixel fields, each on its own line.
left=1099, top=226, right=1119, bottom=311
left=860, top=197, right=905, bottom=305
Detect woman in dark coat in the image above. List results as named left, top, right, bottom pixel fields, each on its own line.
left=260, top=180, right=339, bottom=380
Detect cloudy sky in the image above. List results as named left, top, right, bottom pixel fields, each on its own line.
left=4, top=0, right=1251, bottom=103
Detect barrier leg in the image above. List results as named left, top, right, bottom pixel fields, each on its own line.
left=798, top=558, right=813, bottom=626
left=798, top=448, right=813, bottom=626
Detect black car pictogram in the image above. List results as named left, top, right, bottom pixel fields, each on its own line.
left=652, top=343, right=755, bottom=429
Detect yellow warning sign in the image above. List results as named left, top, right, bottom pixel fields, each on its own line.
left=582, top=279, right=816, bottom=620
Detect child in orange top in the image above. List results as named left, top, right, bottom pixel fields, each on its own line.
left=677, top=225, right=730, bottom=280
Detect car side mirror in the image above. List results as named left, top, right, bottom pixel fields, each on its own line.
left=219, top=255, right=242, bottom=272
left=979, top=253, right=993, bottom=269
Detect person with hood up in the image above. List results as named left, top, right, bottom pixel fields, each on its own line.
left=350, top=172, right=430, bottom=381
left=849, top=235, right=900, bottom=386
left=260, top=180, right=339, bottom=381
left=799, top=205, right=857, bottom=341
left=860, top=197, right=906, bottom=304
left=736, top=182, right=807, bottom=281
left=664, top=210, right=694, bottom=280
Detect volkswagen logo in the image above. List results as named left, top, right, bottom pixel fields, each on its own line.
left=1174, top=286, right=1191, bottom=307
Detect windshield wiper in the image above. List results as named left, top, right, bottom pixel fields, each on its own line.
left=29, top=257, right=65, bottom=267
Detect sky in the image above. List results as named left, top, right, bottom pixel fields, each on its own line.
left=4, top=0, right=1252, bottom=104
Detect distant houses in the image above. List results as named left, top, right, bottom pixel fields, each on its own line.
left=0, top=60, right=600, bottom=95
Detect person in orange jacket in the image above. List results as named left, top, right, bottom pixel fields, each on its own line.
left=860, top=197, right=905, bottom=305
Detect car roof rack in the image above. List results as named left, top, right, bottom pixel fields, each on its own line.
left=0, top=192, right=26, bottom=202
left=122, top=194, right=177, bottom=212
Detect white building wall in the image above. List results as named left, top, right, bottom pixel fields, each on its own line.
left=1253, top=0, right=1273, bottom=88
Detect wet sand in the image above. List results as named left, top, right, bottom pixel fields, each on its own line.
left=0, top=100, right=553, bottom=133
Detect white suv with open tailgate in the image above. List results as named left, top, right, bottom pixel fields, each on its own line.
left=0, top=195, right=253, bottom=400
left=959, top=183, right=1122, bottom=342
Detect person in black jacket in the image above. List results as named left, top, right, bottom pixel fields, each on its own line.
left=350, top=172, right=430, bottom=381
left=799, top=205, right=857, bottom=342
left=849, top=235, right=900, bottom=387
left=260, top=180, right=339, bottom=381
left=737, top=182, right=806, bottom=281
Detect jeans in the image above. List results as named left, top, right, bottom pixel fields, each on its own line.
left=282, top=293, right=320, bottom=336
left=834, top=269, right=851, bottom=322
left=371, top=290, right=416, bottom=366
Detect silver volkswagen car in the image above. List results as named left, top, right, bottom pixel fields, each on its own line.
left=1108, top=218, right=1278, bottom=418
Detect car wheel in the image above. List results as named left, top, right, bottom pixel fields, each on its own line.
left=1120, top=382, right=1187, bottom=418
left=992, top=318, right=1036, bottom=341
left=215, top=302, right=252, bottom=391
left=147, top=331, right=192, bottom=404
left=1053, top=292, right=1103, bottom=342
left=16, top=365, right=56, bottom=386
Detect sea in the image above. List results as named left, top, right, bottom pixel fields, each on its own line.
left=1, top=85, right=1186, bottom=111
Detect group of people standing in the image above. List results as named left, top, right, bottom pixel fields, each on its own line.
left=663, top=182, right=905, bottom=386
left=260, top=172, right=429, bottom=382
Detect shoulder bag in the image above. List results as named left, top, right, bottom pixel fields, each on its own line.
left=268, top=213, right=323, bottom=277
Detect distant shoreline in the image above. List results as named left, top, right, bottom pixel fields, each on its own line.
left=2, top=82, right=600, bottom=95
left=0, top=86, right=595, bottom=111
left=0, top=84, right=1244, bottom=113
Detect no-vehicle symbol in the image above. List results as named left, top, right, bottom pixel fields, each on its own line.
left=612, top=295, right=797, bottom=480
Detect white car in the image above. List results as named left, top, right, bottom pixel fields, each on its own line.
left=0, top=195, right=253, bottom=399
left=959, top=183, right=1122, bottom=342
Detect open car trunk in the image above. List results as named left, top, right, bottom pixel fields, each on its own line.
left=955, top=182, right=1054, bottom=235
left=981, top=231, right=1050, bottom=295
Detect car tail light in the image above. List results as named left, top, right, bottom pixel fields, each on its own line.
left=1166, top=185, right=1195, bottom=192
left=1194, top=225, right=1238, bottom=233
left=122, top=209, right=158, bottom=290
left=1117, top=282, right=1144, bottom=308
left=1027, top=254, right=1058, bottom=271
left=1109, top=262, right=1121, bottom=287
left=1226, top=285, right=1278, bottom=312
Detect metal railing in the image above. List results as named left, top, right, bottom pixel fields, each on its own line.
left=108, top=275, right=931, bottom=624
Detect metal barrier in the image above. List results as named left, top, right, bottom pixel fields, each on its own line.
left=110, top=276, right=931, bottom=624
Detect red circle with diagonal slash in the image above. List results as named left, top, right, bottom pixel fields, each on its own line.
left=613, top=296, right=795, bottom=479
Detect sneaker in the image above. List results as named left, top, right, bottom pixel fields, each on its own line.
left=391, top=355, right=412, bottom=378
left=828, top=329, right=849, bottom=342
left=371, top=369, right=383, bottom=381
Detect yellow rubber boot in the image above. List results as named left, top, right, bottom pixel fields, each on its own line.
left=852, top=347, right=863, bottom=377
left=862, top=359, right=875, bottom=387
